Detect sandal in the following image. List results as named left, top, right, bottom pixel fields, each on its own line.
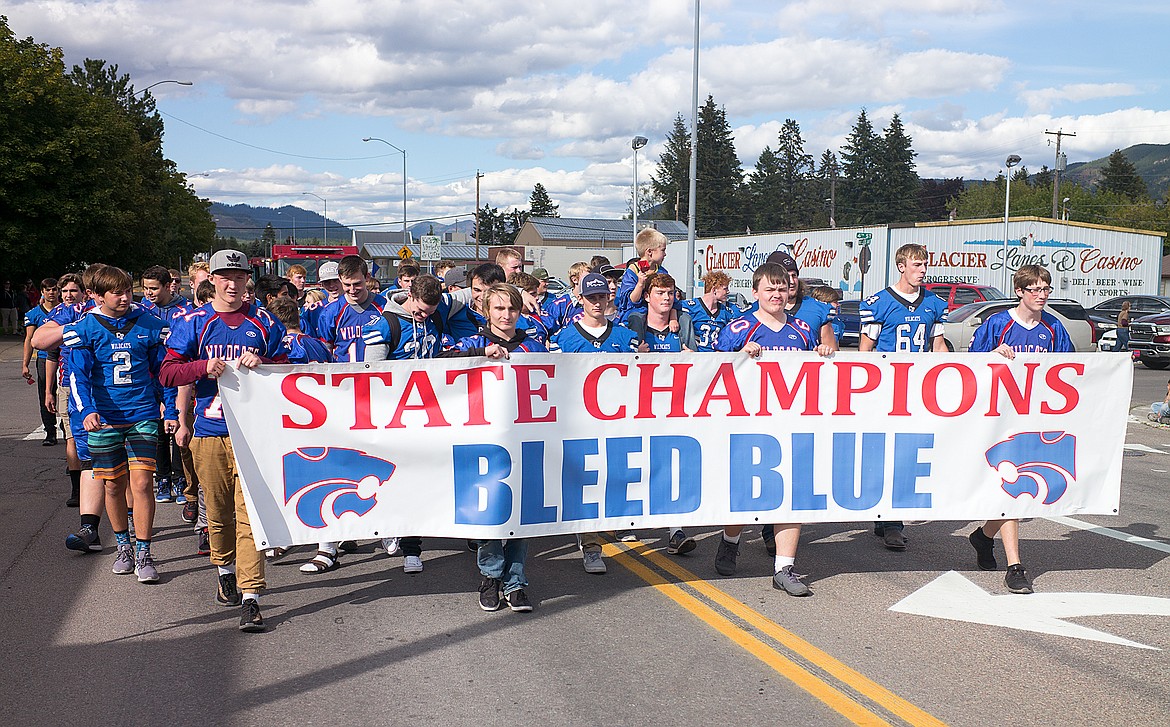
left=299, top=550, right=339, bottom=573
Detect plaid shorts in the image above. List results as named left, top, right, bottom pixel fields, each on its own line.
left=89, top=420, right=160, bottom=481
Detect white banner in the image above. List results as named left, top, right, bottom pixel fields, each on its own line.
left=218, top=352, right=1130, bottom=549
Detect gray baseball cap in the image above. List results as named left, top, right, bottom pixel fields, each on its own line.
left=209, top=249, right=251, bottom=274
left=318, top=261, right=340, bottom=282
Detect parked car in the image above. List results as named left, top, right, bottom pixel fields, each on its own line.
left=924, top=283, right=1006, bottom=312
left=1086, top=295, right=1170, bottom=338
left=941, top=299, right=1097, bottom=353
left=1098, top=328, right=1119, bottom=352
left=1126, top=311, right=1170, bottom=369
left=544, top=277, right=570, bottom=296
left=835, top=299, right=862, bottom=347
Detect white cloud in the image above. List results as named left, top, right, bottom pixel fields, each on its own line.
left=1020, top=83, right=1140, bottom=114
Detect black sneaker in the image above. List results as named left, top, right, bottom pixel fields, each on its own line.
left=65, top=492, right=79, bottom=508
left=506, top=589, right=534, bottom=613
left=197, top=527, right=210, bottom=555
left=478, top=576, right=502, bottom=611
left=239, top=599, right=266, bottom=632
left=181, top=501, right=198, bottom=525
left=968, top=527, right=998, bottom=570
left=217, top=572, right=242, bottom=606
left=338, top=540, right=358, bottom=553
left=714, top=537, right=739, bottom=576
left=42, top=434, right=57, bottom=446
left=65, top=525, right=103, bottom=553
left=1005, top=564, right=1034, bottom=594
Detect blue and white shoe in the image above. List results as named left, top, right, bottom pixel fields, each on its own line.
left=173, top=478, right=187, bottom=505
left=155, top=478, right=173, bottom=503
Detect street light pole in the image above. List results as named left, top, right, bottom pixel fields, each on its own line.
left=631, top=136, right=648, bottom=244
left=363, top=137, right=408, bottom=245
left=686, top=0, right=700, bottom=296
left=302, top=192, right=327, bottom=244
left=1003, top=154, right=1021, bottom=291
left=134, top=80, right=193, bottom=97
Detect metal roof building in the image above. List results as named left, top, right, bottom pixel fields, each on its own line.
left=515, top=217, right=688, bottom=247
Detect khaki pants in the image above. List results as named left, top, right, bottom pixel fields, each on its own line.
left=190, top=436, right=265, bottom=592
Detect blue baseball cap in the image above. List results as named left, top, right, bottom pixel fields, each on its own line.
left=580, top=273, right=610, bottom=297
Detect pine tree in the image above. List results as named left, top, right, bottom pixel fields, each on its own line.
left=528, top=183, right=559, bottom=218
left=650, top=114, right=691, bottom=222
left=748, top=146, right=784, bottom=231
left=1099, top=149, right=1148, bottom=200
left=694, top=95, right=745, bottom=234
left=812, top=150, right=839, bottom=228
left=878, top=114, right=919, bottom=223
left=775, top=119, right=815, bottom=229
left=839, top=109, right=882, bottom=225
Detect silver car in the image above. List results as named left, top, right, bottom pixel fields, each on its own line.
left=942, top=298, right=1097, bottom=353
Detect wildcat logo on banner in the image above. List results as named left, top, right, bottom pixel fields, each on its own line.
left=216, top=353, right=1130, bottom=550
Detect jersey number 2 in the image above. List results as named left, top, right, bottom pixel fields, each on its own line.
left=112, top=351, right=132, bottom=384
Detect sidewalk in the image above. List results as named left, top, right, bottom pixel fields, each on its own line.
left=0, top=333, right=26, bottom=362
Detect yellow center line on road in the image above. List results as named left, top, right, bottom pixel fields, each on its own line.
left=604, top=541, right=947, bottom=727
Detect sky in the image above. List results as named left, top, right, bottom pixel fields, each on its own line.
left=7, top=1, right=1169, bottom=235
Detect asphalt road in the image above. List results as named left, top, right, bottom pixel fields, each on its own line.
left=1, top=335, right=1167, bottom=727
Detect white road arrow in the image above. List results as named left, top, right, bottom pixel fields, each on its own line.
left=890, top=571, right=1170, bottom=650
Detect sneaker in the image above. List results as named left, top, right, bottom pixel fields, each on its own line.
left=181, top=501, right=198, bottom=524
left=197, top=527, right=210, bottom=556
left=581, top=545, right=607, bottom=574
left=506, top=589, right=534, bottom=612
left=1005, top=564, right=1034, bottom=594
left=111, top=545, right=135, bottom=575
left=135, top=551, right=160, bottom=583
left=239, top=599, right=265, bottom=632
left=772, top=565, right=812, bottom=596
left=968, top=527, right=998, bottom=570
left=173, top=477, right=188, bottom=504
left=65, top=493, right=79, bottom=508
left=882, top=528, right=908, bottom=551
left=478, top=576, right=502, bottom=611
left=403, top=555, right=423, bottom=574
left=216, top=572, right=241, bottom=606
left=714, top=537, right=739, bottom=576
left=381, top=537, right=401, bottom=556
left=666, top=530, right=697, bottom=555
left=42, top=434, right=57, bottom=446
left=65, top=525, right=103, bottom=553
left=155, top=478, right=173, bottom=503
left=618, top=531, right=639, bottom=542
left=338, top=540, right=358, bottom=554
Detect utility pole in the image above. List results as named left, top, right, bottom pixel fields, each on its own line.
left=474, top=170, right=484, bottom=261
left=829, top=171, right=837, bottom=228
left=1045, top=129, right=1075, bottom=219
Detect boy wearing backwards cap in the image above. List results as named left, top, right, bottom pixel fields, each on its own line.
left=162, top=249, right=289, bottom=632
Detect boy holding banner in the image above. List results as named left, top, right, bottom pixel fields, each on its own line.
left=966, top=265, right=1072, bottom=594
left=552, top=272, right=641, bottom=574
left=162, top=250, right=289, bottom=632
left=859, top=243, right=949, bottom=551
left=714, top=262, right=833, bottom=595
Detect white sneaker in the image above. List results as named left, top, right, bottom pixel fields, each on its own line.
left=403, top=555, right=423, bottom=574
left=582, top=547, right=607, bottom=574
left=381, top=537, right=401, bottom=556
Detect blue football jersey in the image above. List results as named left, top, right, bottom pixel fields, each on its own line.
left=48, top=301, right=88, bottom=382
left=787, top=296, right=835, bottom=345
left=299, top=297, right=335, bottom=340
left=641, top=325, right=684, bottom=352
left=553, top=321, right=640, bottom=353
left=166, top=302, right=288, bottom=437
left=454, top=332, right=549, bottom=354
left=64, top=308, right=171, bottom=425
left=682, top=297, right=739, bottom=352
left=859, top=287, right=948, bottom=352
left=969, top=309, right=1073, bottom=354
left=317, top=293, right=387, bottom=362
left=361, top=313, right=442, bottom=360
left=140, top=295, right=193, bottom=324
left=284, top=331, right=334, bottom=364
left=715, top=313, right=814, bottom=352
left=444, top=301, right=483, bottom=342
left=23, top=304, right=55, bottom=360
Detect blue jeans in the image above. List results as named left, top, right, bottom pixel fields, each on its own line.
left=477, top=539, right=528, bottom=594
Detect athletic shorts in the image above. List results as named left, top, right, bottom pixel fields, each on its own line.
left=89, top=420, right=159, bottom=481
left=56, top=386, right=72, bottom=437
